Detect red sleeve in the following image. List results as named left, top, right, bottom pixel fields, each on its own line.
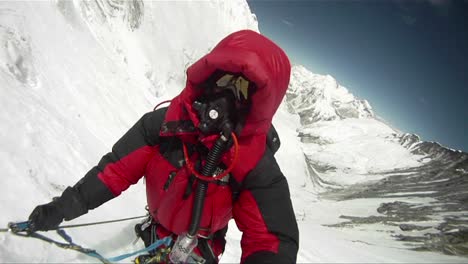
left=233, top=151, right=299, bottom=264
left=97, top=146, right=155, bottom=196
left=96, top=108, right=167, bottom=196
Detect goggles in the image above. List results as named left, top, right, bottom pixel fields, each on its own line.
left=215, top=74, right=250, bottom=102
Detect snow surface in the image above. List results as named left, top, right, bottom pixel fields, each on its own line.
left=0, top=1, right=466, bottom=263
left=300, top=118, right=426, bottom=186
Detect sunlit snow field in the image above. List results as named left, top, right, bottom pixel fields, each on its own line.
left=0, top=1, right=466, bottom=263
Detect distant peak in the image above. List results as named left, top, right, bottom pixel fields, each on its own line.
left=287, top=65, right=374, bottom=124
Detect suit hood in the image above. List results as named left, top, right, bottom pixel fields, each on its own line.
left=163, top=29, right=291, bottom=137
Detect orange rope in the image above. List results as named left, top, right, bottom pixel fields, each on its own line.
left=183, top=132, right=239, bottom=182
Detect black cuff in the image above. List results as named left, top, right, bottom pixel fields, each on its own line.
left=74, top=167, right=115, bottom=210
left=57, top=187, right=88, bottom=221
left=56, top=171, right=115, bottom=221
left=244, top=251, right=294, bottom=264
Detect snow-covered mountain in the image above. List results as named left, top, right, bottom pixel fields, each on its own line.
left=287, top=65, right=374, bottom=124
left=0, top=1, right=259, bottom=262
left=0, top=0, right=466, bottom=263
left=286, top=65, right=468, bottom=257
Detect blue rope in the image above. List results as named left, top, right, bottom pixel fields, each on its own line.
left=106, top=236, right=172, bottom=262
left=47, top=229, right=173, bottom=263
left=7, top=221, right=173, bottom=263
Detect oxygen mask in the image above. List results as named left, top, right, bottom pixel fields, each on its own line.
left=193, top=73, right=253, bottom=136
left=192, top=90, right=236, bottom=136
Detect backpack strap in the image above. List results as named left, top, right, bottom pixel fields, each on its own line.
left=266, top=125, right=280, bottom=154
left=229, top=125, right=281, bottom=202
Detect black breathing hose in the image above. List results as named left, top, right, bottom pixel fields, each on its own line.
left=188, top=135, right=229, bottom=237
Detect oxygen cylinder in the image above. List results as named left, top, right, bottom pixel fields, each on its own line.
left=169, top=233, right=198, bottom=263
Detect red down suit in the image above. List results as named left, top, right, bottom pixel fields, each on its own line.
left=72, top=30, right=299, bottom=263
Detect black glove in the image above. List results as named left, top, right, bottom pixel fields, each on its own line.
left=28, top=199, right=64, bottom=232
left=28, top=186, right=90, bottom=232
left=27, top=172, right=115, bottom=233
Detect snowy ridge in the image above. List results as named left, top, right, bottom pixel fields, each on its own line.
left=287, top=65, right=374, bottom=125
left=0, top=1, right=259, bottom=263
left=397, top=133, right=422, bottom=150
left=397, top=133, right=468, bottom=162
left=287, top=65, right=425, bottom=187
left=78, top=0, right=145, bottom=31
left=1, top=1, right=467, bottom=263
left=288, top=64, right=468, bottom=258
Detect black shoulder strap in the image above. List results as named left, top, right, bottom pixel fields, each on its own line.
left=266, top=125, right=280, bottom=154
left=229, top=126, right=281, bottom=201
left=155, top=107, right=188, bottom=169
left=154, top=106, right=169, bottom=123
left=229, top=175, right=242, bottom=202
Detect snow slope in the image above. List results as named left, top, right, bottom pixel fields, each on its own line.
left=0, top=0, right=466, bottom=263
left=286, top=65, right=468, bottom=260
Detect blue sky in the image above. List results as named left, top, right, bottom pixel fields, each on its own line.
left=248, top=0, right=467, bottom=152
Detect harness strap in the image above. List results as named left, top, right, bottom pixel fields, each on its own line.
left=198, top=238, right=216, bottom=264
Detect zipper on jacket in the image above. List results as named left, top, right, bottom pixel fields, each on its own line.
left=163, top=171, right=177, bottom=190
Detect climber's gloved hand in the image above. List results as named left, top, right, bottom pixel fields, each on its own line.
left=28, top=199, right=64, bottom=232
left=27, top=186, right=90, bottom=233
